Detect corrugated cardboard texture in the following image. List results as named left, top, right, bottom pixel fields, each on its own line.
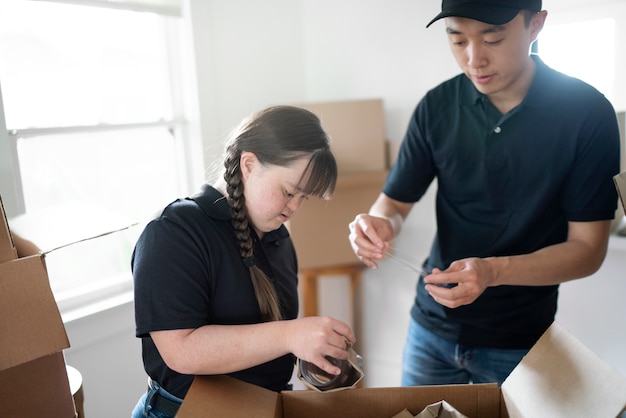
left=297, top=98, right=387, bottom=173
left=0, top=255, right=70, bottom=370
left=502, top=322, right=626, bottom=418
left=0, top=352, right=76, bottom=418
left=392, top=409, right=416, bottom=418
left=287, top=171, right=386, bottom=270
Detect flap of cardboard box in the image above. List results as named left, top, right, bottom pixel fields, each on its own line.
left=177, top=375, right=281, bottom=418
left=502, top=321, right=626, bottom=418
left=8, top=200, right=138, bottom=254
left=615, top=171, right=626, bottom=213
left=0, top=196, right=17, bottom=264
left=0, top=254, right=70, bottom=371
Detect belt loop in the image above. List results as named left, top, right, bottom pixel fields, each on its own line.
left=146, top=378, right=182, bottom=417
left=145, top=379, right=159, bottom=414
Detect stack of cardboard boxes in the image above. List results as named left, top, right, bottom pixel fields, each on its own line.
left=286, top=98, right=389, bottom=270
left=0, top=196, right=76, bottom=417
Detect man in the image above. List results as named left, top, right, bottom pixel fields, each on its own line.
left=348, top=0, right=620, bottom=386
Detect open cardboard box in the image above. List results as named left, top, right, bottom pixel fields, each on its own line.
left=177, top=321, right=626, bottom=418
left=615, top=171, right=626, bottom=213
left=0, top=196, right=76, bottom=418
left=614, top=171, right=626, bottom=236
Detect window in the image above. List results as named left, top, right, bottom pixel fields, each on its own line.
left=0, top=0, right=201, bottom=321
left=537, top=18, right=616, bottom=105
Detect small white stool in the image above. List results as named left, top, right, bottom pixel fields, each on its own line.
left=66, top=365, right=85, bottom=418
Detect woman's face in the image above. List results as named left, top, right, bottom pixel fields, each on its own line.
left=240, top=151, right=311, bottom=236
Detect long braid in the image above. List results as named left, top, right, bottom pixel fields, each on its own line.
left=224, top=147, right=283, bottom=322
left=219, top=105, right=337, bottom=321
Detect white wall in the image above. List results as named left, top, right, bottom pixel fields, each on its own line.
left=62, top=1, right=626, bottom=416
left=63, top=303, right=145, bottom=417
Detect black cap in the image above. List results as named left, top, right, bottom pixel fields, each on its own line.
left=426, top=0, right=542, bottom=28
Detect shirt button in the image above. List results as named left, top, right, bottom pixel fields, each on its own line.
left=494, top=126, right=502, bottom=134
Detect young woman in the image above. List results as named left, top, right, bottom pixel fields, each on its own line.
left=132, top=105, right=355, bottom=418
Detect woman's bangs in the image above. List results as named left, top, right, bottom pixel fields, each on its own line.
left=299, top=149, right=337, bottom=200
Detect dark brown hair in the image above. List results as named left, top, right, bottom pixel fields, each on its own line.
left=223, top=105, right=337, bottom=321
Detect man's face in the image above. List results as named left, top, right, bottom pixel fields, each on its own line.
left=445, top=12, right=545, bottom=106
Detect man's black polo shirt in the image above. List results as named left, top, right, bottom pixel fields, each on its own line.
left=384, top=55, right=620, bottom=348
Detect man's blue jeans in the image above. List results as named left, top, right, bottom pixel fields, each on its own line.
left=401, top=318, right=529, bottom=386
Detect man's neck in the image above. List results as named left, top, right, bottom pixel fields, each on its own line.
left=488, top=57, right=536, bottom=114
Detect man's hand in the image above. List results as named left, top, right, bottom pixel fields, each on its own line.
left=348, top=213, right=393, bottom=268
left=424, top=257, right=496, bottom=308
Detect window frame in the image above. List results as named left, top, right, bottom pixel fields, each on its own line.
left=0, top=0, right=203, bottom=321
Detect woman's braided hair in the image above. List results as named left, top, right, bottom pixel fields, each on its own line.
left=223, top=105, right=337, bottom=321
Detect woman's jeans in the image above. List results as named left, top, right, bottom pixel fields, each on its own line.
left=401, top=317, right=529, bottom=386
left=131, top=379, right=183, bottom=418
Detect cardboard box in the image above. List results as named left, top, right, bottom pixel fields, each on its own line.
left=286, top=98, right=389, bottom=270
left=287, top=170, right=386, bottom=270
left=177, top=321, right=626, bottom=418
left=297, top=98, right=388, bottom=173
left=612, top=112, right=625, bottom=232
left=615, top=171, right=626, bottom=213
left=0, top=196, right=76, bottom=418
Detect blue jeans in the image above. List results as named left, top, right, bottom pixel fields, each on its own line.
left=131, top=379, right=183, bottom=418
left=401, top=318, right=528, bottom=386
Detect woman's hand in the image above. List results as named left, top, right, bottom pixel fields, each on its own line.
left=285, top=316, right=355, bottom=376
left=151, top=316, right=356, bottom=376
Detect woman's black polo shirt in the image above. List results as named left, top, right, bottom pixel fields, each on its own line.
left=133, top=184, right=299, bottom=397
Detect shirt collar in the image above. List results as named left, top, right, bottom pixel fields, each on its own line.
left=191, top=184, right=231, bottom=221
left=522, top=54, right=558, bottom=109
left=191, top=184, right=290, bottom=242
